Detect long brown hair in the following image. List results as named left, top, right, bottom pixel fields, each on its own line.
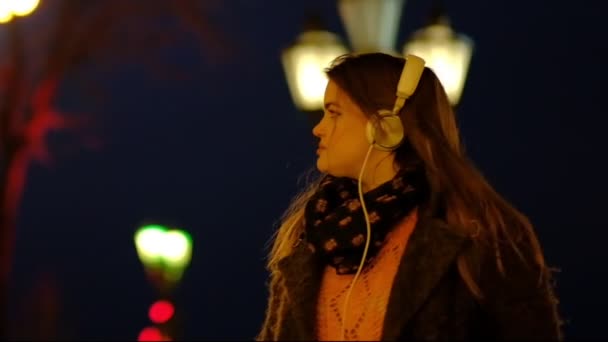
left=265, top=52, right=549, bottom=299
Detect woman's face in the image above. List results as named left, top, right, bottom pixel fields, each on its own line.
left=312, top=80, right=372, bottom=179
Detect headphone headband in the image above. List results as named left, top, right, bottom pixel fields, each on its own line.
left=366, top=54, right=426, bottom=151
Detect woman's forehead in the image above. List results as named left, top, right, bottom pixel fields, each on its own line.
left=324, top=80, right=353, bottom=108
left=324, top=80, right=368, bottom=122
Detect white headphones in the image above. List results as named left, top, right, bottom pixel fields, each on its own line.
left=364, top=54, right=426, bottom=151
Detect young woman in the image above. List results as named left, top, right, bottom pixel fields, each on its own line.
left=257, top=53, right=563, bottom=341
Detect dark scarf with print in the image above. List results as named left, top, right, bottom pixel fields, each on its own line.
left=304, top=166, right=429, bottom=275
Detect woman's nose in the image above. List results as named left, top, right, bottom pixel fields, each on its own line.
left=312, top=118, right=324, bottom=138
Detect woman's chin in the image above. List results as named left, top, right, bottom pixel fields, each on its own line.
left=316, top=158, right=328, bottom=173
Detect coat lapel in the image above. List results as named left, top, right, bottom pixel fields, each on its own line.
left=381, top=217, right=471, bottom=341
left=277, top=241, right=322, bottom=340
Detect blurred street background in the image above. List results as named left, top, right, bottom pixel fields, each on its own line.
left=1, top=0, right=606, bottom=340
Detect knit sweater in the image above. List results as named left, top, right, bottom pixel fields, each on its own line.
left=316, top=212, right=418, bottom=341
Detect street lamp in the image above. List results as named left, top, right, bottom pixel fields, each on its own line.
left=0, top=0, right=40, bottom=24
left=281, top=0, right=474, bottom=112
left=338, top=0, right=406, bottom=54
left=134, top=224, right=193, bottom=292
left=280, top=14, right=348, bottom=113
left=402, top=7, right=473, bottom=106
left=134, top=224, right=193, bottom=341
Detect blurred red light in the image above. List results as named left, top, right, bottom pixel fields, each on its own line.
left=138, top=326, right=163, bottom=341
left=148, top=300, right=175, bottom=324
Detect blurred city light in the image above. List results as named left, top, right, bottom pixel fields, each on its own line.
left=148, top=299, right=175, bottom=324
left=403, top=14, right=473, bottom=106
left=281, top=15, right=348, bottom=112
left=134, top=224, right=193, bottom=282
left=137, top=326, right=165, bottom=341
left=0, top=0, right=40, bottom=23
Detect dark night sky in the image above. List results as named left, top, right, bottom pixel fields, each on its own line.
left=6, top=0, right=607, bottom=340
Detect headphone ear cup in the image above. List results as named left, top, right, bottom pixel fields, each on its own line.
left=367, top=110, right=404, bottom=151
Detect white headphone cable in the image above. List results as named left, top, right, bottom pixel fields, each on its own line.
left=340, top=144, right=374, bottom=341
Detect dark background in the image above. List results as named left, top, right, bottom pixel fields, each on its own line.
left=6, top=0, right=607, bottom=340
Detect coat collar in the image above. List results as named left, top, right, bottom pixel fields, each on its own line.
left=277, top=216, right=471, bottom=341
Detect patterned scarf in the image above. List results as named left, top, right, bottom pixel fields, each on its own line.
left=304, top=167, right=429, bottom=274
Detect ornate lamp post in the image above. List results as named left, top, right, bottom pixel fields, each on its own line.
left=281, top=0, right=474, bottom=113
